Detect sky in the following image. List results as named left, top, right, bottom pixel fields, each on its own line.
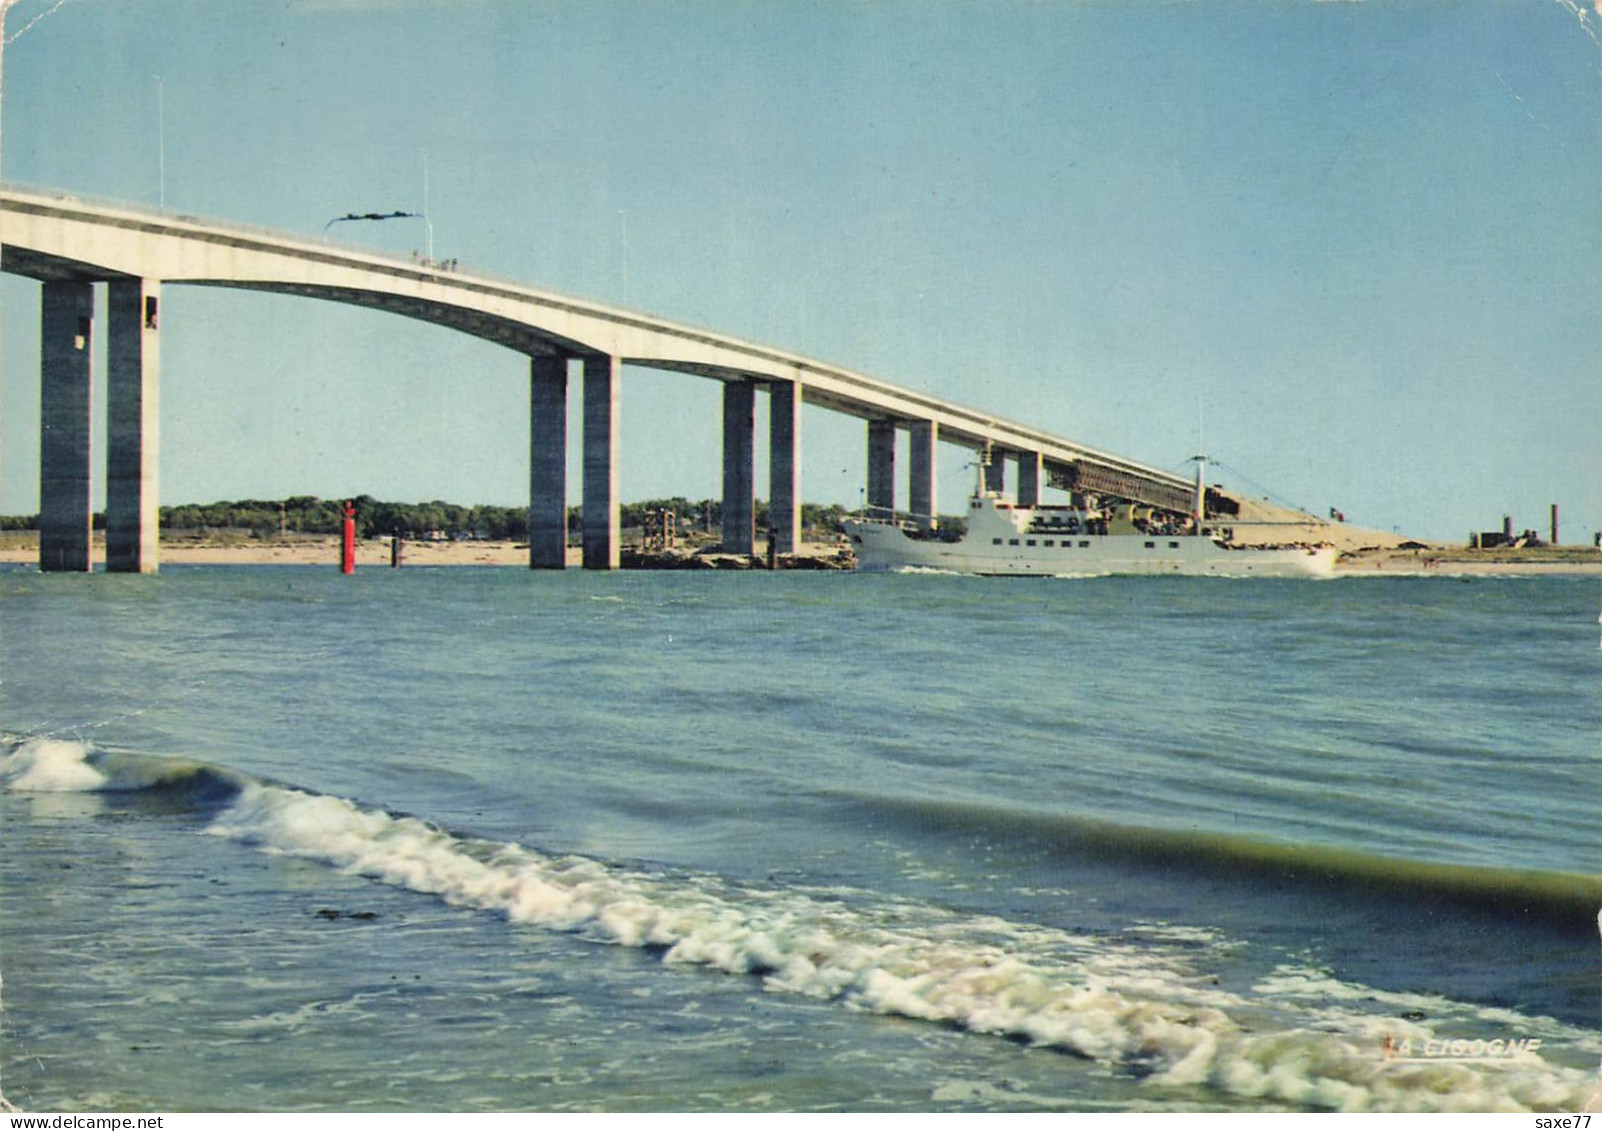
left=1, top=0, right=1598, bottom=542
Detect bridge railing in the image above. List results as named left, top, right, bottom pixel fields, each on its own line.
left=0, top=180, right=580, bottom=302
left=1, top=182, right=1193, bottom=495
left=853, top=504, right=941, bottom=527
left=0, top=181, right=896, bottom=365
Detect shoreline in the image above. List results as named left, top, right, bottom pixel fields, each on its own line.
left=1333, top=546, right=1602, bottom=576
left=0, top=536, right=856, bottom=571
left=2, top=536, right=1598, bottom=575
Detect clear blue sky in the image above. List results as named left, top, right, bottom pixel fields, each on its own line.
left=2, top=0, right=1598, bottom=542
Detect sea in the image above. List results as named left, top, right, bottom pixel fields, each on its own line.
left=1, top=564, right=1598, bottom=1114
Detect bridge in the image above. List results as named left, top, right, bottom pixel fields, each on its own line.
left=0, top=186, right=1193, bottom=572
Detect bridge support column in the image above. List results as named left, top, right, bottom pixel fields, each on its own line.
left=1017, top=449, right=1043, bottom=507
left=983, top=448, right=1007, bottom=494
left=909, top=420, right=938, bottom=530
left=768, top=380, right=801, bottom=555
left=528, top=354, right=568, bottom=569
left=39, top=280, right=94, bottom=572
left=867, top=419, right=896, bottom=515
left=721, top=381, right=755, bottom=555
left=582, top=353, right=620, bottom=570
left=106, top=279, right=161, bottom=573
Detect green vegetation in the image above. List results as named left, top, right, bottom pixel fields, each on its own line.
left=156, top=496, right=530, bottom=540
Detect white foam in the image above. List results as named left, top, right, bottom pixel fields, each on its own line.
left=0, top=737, right=106, bottom=792
left=7, top=740, right=1589, bottom=1110
left=203, top=780, right=1598, bottom=1112
left=1255, top=964, right=1602, bottom=1056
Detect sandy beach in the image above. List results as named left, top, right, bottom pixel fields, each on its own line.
left=1333, top=547, right=1602, bottom=576
left=0, top=534, right=854, bottom=570
left=0, top=534, right=532, bottom=568
left=2, top=532, right=1597, bottom=575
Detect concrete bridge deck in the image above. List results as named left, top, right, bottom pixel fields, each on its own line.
left=1, top=185, right=1191, bottom=572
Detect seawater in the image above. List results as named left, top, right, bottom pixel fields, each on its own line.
left=1, top=565, right=1597, bottom=1113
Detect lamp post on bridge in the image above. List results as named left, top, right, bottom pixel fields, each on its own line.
left=618, top=209, right=628, bottom=303
left=154, top=73, right=164, bottom=211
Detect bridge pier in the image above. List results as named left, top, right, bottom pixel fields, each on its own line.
left=106, top=279, right=161, bottom=573
left=867, top=419, right=895, bottom=514
left=1017, top=449, right=1043, bottom=506
left=909, top=420, right=938, bottom=529
left=528, top=354, right=568, bottom=569
left=768, top=380, right=801, bottom=555
left=983, top=448, right=1007, bottom=494
left=581, top=353, right=620, bottom=570
left=721, top=380, right=755, bottom=555
left=8, top=189, right=1201, bottom=580
left=39, top=280, right=95, bottom=572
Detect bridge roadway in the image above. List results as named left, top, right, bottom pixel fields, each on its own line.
left=0, top=186, right=1191, bottom=572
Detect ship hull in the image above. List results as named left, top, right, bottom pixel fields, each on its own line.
left=843, top=520, right=1337, bottom=579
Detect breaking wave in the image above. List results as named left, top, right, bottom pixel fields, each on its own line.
left=4, top=736, right=1597, bottom=1113
left=836, top=793, right=1602, bottom=934
left=1, top=735, right=249, bottom=806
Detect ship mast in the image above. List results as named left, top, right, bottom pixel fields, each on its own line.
left=1192, top=453, right=1207, bottom=533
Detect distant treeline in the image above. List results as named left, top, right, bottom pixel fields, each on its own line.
left=1, top=496, right=858, bottom=540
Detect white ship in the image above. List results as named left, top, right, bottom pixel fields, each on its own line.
left=842, top=459, right=1336, bottom=579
